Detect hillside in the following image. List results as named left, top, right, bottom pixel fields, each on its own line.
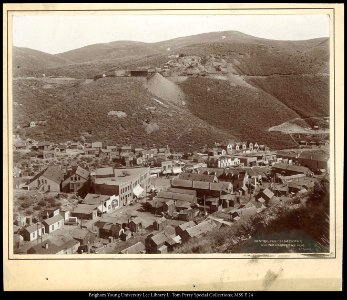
left=12, top=30, right=329, bottom=150
left=13, top=47, right=71, bottom=77
left=56, top=41, right=161, bottom=64
left=13, top=76, right=234, bottom=150
left=178, top=76, right=300, bottom=148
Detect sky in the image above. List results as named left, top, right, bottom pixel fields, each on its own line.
left=13, top=14, right=330, bottom=54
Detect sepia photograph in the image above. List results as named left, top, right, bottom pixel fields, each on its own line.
left=3, top=3, right=344, bottom=292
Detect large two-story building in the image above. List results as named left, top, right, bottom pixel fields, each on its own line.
left=92, top=167, right=151, bottom=206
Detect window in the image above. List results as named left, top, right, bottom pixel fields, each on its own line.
left=45, top=180, right=47, bottom=184
left=51, top=225, right=54, bottom=231
left=32, top=232, right=36, bottom=238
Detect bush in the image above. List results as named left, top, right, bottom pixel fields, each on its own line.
left=45, top=196, right=56, bottom=205
left=25, top=209, right=33, bottom=216
left=21, top=201, right=32, bottom=209
left=33, top=205, right=41, bottom=211
left=38, top=200, right=46, bottom=207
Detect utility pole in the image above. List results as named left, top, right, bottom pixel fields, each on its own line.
left=100, top=196, right=103, bottom=219
left=40, top=215, right=43, bottom=244
left=203, top=194, right=206, bottom=216
left=36, top=220, right=39, bottom=244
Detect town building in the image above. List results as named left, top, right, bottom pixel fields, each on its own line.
left=71, top=204, right=98, bottom=220
left=42, top=214, right=64, bottom=234
left=61, top=165, right=90, bottom=196
left=93, top=167, right=150, bottom=206
left=180, top=220, right=217, bottom=243
left=27, top=165, right=65, bottom=192
left=120, top=242, right=146, bottom=254
left=21, top=223, right=45, bottom=242
left=27, top=239, right=80, bottom=254
left=82, top=193, right=117, bottom=214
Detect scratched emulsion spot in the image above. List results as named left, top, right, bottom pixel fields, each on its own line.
left=262, top=268, right=283, bottom=290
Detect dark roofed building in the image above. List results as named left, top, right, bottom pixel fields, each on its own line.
left=166, top=187, right=197, bottom=196
left=157, top=190, right=197, bottom=203
left=179, top=173, right=217, bottom=182
left=255, top=188, right=274, bottom=205
left=71, top=228, right=97, bottom=245
left=272, top=163, right=313, bottom=176
left=297, top=151, right=329, bottom=172
left=27, top=239, right=80, bottom=254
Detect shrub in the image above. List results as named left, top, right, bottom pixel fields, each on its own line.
left=25, top=209, right=33, bottom=216
left=21, top=201, right=32, bottom=209
left=38, top=200, right=46, bottom=207
left=45, top=196, right=56, bottom=205
left=33, top=205, right=41, bottom=211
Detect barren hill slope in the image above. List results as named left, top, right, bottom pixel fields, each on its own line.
left=12, top=31, right=329, bottom=150
left=13, top=77, right=234, bottom=150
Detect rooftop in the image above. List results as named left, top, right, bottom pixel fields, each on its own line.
left=179, top=173, right=216, bottom=182
left=23, top=223, right=44, bottom=233
left=186, top=220, right=216, bottom=237
left=120, top=242, right=146, bottom=254
left=83, top=193, right=110, bottom=205
left=72, top=204, right=98, bottom=214
left=272, top=163, right=312, bottom=174
left=95, top=167, right=114, bottom=177
left=42, top=214, right=64, bottom=226
left=29, top=165, right=65, bottom=185
left=166, top=187, right=197, bottom=196
left=27, top=240, right=61, bottom=254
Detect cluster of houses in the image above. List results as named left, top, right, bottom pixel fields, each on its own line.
left=91, top=53, right=235, bottom=81
left=13, top=136, right=329, bottom=254
left=13, top=138, right=183, bottom=168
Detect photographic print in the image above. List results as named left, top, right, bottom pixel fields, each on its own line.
left=3, top=3, right=344, bottom=292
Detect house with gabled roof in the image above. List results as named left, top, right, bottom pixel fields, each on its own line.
left=120, top=242, right=146, bottom=254
left=61, top=165, right=90, bottom=196
left=21, top=223, right=45, bottom=242
left=180, top=220, right=217, bottom=243
left=93, top=220, right=123, bottom=239
left=255, top=188, right=274, bottom=205
left=27, top=165, right=65, bottom=192
left=145, top=226, right=179, bottom=253
left=175, top=220, right=196, bottom=237
left=42, top=214, right=64, bottom=234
